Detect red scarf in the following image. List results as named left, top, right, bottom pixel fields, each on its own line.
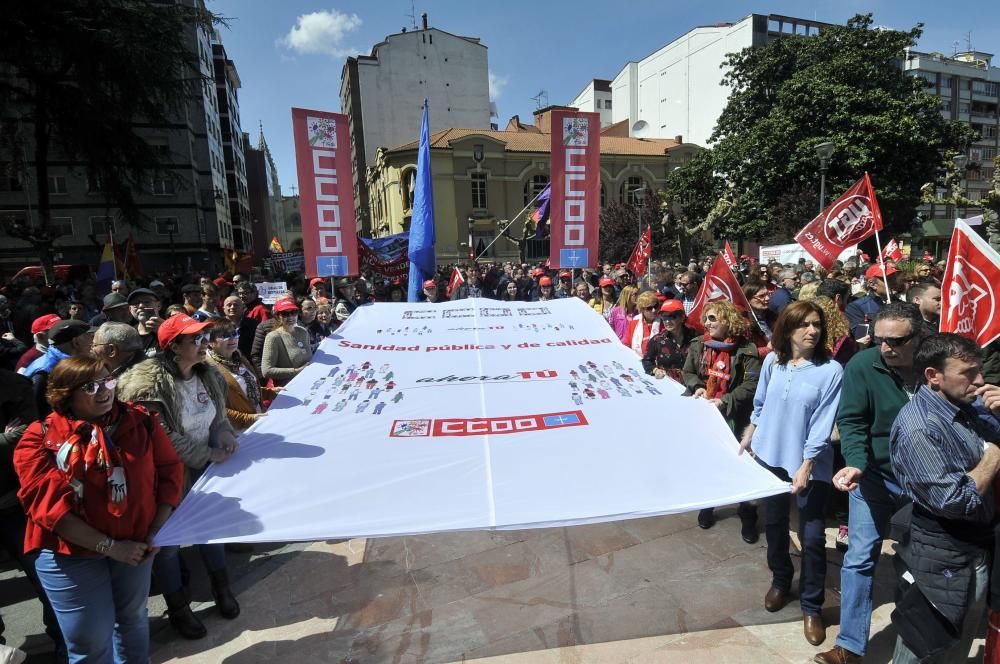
left=45, top=404, right=128, bottom=518
left=701, top=335, right=740, bottom=399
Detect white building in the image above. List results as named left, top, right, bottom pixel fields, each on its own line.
left=340, top=13, right=491, bottom=234
left=568, top=79, right=613, bottom=127
left=573, top=14, right=828, bottom=145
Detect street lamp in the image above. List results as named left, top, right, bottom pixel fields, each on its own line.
left=815, top=141, right=836, bottom=214
left=953, top=154, right=969, bottom=219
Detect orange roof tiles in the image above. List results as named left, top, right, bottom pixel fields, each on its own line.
left=387, top=128, right=679, bottom=157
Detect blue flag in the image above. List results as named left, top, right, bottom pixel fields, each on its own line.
left=407, top=100, right=436, bottom=302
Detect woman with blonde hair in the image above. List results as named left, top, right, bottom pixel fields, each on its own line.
left=608, top=285, right=639, bottom=341
left=622, top=290, right=662, bottom=356
left=682, top=300, right=762, bottom=539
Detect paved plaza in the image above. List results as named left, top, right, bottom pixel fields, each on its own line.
left=2, top=508, right=985, bottom=663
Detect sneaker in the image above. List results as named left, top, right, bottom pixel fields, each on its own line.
left=835, top=525, right=849, bottom=552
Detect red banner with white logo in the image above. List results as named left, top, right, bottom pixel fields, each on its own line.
left=687, top=254, right=754, bottom=332
left=446, top=266, right=465, bottom=298
left=549, top=110, right=601, bottom=269
left=291, top=108, right=358, bottom=277
left=794, top=173, right=883, bottom=270
left=881, top=237, right=902, bottom=263
left=626, top=226, right=652, bottom=277
left=940, top=220, right=1000, bottom=347
left=722, top=240, right=737, bottom=268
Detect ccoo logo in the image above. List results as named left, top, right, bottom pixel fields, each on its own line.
left=944, top=256, right=993, bottom=340
left=822, top=195, right=876, bottom=246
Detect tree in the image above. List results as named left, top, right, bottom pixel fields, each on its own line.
left=660, top=152, right=728, bottom=261
left=704, top=14, right=976, bottom=241
left=0, top=1, right=221, bottom=283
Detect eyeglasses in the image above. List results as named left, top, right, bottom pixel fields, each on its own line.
left=873, top=331, right=918, bottom=349
left=187, top=332, right=210, bottom=345
left=213, top=331, right=240, bottom=341
left=80, top=377, right=117, bottom=396
left=704, top=314, right=719, bottom=323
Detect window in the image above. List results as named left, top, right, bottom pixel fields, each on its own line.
left=471, top=172, right=487, bottom=210
left=151, top=144, right=171, bottom=161
left=50, top=216, right=73, bottom=237
left=973, top=80, right=999, bottom=96
left=151, top=177, right=175, bottom=195
left=621, top=176, right=647, bottom=205
left=155, top=216, right=179, bottom=235
left=48, top=175, right=67, bottom=194
left=90, top=216, right=114, bottom=237
left=941, top=78, right=952, bottom=89
left=959, top=103, right=971, bottom=115
left=982, top=147, right=997, bottom=161
left=87, top=172, right=104, bottom=193
left=523, top=174, right=549, bottom=206
left=605, top=99, right=612, bottom=109
left=0, top=210, right=29, bottom=231
left=0, top=164, right=21, bottom=192
left=986, top=125, right=999, bottom=138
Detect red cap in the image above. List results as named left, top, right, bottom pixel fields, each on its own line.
left=660, top=299, right=685, bottom=314
left=423, top=279, right=436, bottom=289
left=157, top=314, right=213, bottom=350
left=272, top=298, right=299, bottom=314
left=538, top=276, right=553, bottom=286
left=212, top=277, right=232, bottom=287
left=531, top=268, right=545, bottom=278
left=559, top=271, right=572, bottom=279
left=865, top=264, right=899, bottom=281
left=309, top=277, right=326, bottom=287
left=598, top=277, right=615, bottom=288
left=31, top=313, right=63, bottom=335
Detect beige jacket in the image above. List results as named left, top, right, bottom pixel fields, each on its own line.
left=261, top=327, right=312, bottom=386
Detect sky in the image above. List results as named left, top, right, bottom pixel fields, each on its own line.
left=209, top=0, right=1000, bottom=195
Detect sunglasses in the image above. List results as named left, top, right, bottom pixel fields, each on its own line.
left=213, top=330, right=240, bottom=341
left=663, top=312, right=685, bottom=320
left=642, top=305, right=658, bottom=311
left=186, top=332, right=210, bottom=345
left=704, top=314, right=719, bottom=323
left=873, top=331, right=918, bottom=349
left=80, top=377, right=118, bottom=396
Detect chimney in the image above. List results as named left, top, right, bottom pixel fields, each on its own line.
left=421, top=13, right=428, bottom=30
left=674, top=135, right=683, bottom=144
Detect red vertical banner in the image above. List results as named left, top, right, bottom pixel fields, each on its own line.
left=549, top=110, right=601, bottom=269
left=291, top=108, right=359, bottom=277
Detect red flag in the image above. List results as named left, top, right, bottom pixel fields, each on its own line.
left=940, top=219, right=1000, bottom=347
left=446, top=266, right=465, bottom=298
left=687, top=254, right=753, bottom=332
left=881, top=237, right=902, bottom=263
left=626, top=226, right=652, bottom=277
left=125, top=235, right=143, bottom=279
left=722, top=241, right=737, bottom=268
left=794, top=173, right=884, bottom=270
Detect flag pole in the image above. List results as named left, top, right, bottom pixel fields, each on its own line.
left=475, top=187, right=546, bottom=262
left=872, top=229, right=893, bottom=303
left=109, top=224, right=118, bottom=281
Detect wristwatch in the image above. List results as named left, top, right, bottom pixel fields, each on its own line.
left=95, top=537, right=115, bottom=555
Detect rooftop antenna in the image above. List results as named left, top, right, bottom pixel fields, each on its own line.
left=966, top=31, right=973, bottom=53
left=953, top=40, right=961, bottom=57
left=406, top=0, right=417, bottom=30
left=530, top=90, right=548, bottom=110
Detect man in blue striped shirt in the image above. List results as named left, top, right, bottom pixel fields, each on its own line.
left=889, top=333, right=1000, bottom=663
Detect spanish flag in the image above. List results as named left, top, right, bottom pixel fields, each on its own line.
left=96, top=241, right=117, bottom=282
left=269, top=236, right=285, bottom=253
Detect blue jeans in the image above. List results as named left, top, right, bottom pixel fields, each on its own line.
left=759, top=462, right=831, bottom=616
left=152, top=543, right=226, bottom=595
left=34, top=549, right=152, bottom=664
left=892, top=559, right=988, bottom=663
left=836, top=470, right=903, bottom=655
left=0, top=508, right=63, bottom=649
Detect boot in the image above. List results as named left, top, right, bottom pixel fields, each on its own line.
left=209, top=569, right=241, bottom=619
left=738, top=502, right=759, bottom=544
left=697, top=508, right=715, bottom=529
left=163, top=590, right=206, bottom=640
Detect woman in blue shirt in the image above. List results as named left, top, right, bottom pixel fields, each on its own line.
left=739, top=300, right=843, bottom=647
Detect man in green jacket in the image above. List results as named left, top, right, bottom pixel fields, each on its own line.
left=815, top=302, right=926, bottom=664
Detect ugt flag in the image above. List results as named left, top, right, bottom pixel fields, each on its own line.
left=446, top=266, right=464, bottom=298
left=687, top=254, right=753, bottom=332
left=794, top=173, right=883, bottom=270
left=626, top=226, right=651, bottom=277
left=881, top=237, right=902, bottom=263
left=940, top=219, right=1000, bottom=346
left=722, top=240, right=737, bottom=268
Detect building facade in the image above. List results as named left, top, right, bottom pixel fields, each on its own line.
left=571, top=14, right=828, bottom=145
left=213, top=37, right=251, bottom=255
left=365, top=107, right=700, bottom=263
left=340, top=14, right=491, bottom=235
left=905, top=49, right=1000, bottom=247
left=0, top=5, right=243, bottom=277
left=568, top=79, right=613, bottom=128
left=280, top=195, right=303, bottom=252
left=245, top=126, right=286, bottom=259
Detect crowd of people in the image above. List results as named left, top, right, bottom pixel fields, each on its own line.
left=0, top=247, right=997, bottom=664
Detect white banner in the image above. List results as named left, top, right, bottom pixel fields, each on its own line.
left=154, top=298, right=789, bottom=545
left=760, top=242, right=857, bottom=265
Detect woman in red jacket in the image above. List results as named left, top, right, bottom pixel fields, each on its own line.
left=14, top=356, right=184, bottom=663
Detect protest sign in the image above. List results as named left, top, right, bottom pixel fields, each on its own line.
left=153, top=298, right=788, bottom=545
left=359, top=233, right=410, bottom=278
left=256, top=282, right=288, bottom=305
left=268, top=251, right=305, bottom=274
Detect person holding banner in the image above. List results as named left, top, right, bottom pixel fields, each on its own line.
left=14, top=357, right=184, bottom=663
left=642, top=299, right=693, bottom=383
left=590, top=278, right=618, bottom=322
left=622, top=291, right=662, bottom=357
left=609, top=286, right=639, bottom=342
left=682, top=301, right=762, bottom=539
left=117, top=315, right=241, bottom=640
left=739, top=301, right=843, bottom=646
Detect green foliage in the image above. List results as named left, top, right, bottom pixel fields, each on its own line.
left=703, top=14, right=976, bottom=240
